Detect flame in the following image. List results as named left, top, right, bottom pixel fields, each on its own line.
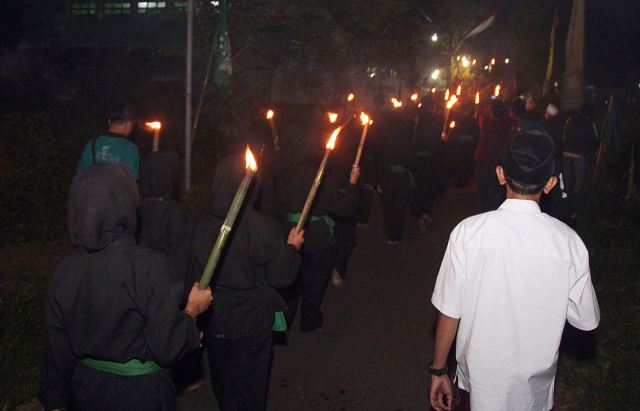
left=360, top=112, right=370, bottom=126
left=475, top=91, right=480, bottom=104
left=446, top=95, right=458, bottom=110
left=494, top=85, right=501, bottom=96
left=431, top=87, right=436, bottom=94
left=326, top=127, right=341, bottom=150
left=347, top=93, right=355, bottom=102
left=369, top=120, right=373, bottom=126
left=390, top=97, right=403, bottom=108
left=266, top=110, right=274, bottom=120
left=472, top=58, right=477, bottom=65
left=418, top=103, right=422, bottom=108
left=490, top=57, right=496, bottom=66
left=410, top=93, right=418, bottom=101
left=456, top=84, right=462, bottom=96
left=245, top=146, right=258, bottom=172
left=328, top=112, right=338, bottom=123
left=145, top=121, right=162, bottom=130
left=444, top=89, right=450, bottom=101
left=449, top=121, right=456, bottom=129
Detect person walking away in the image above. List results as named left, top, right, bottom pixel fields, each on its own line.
left=474, top=100, right=515, bottom=212
left=189, top=153, right=304, bottom=411
left=379, top=110, right=414, bottom=243
left=76, top=103, right=141, bottom=178
left=429, top=128, right=599, bottom=411
left=40, top=163, right=212, bottom=411
left=137, top=150, right=203, bottom=392
left=277, top=133, right=359, bottom=332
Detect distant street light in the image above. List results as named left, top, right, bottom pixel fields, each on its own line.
left=431, top=33, right=438, bottom=42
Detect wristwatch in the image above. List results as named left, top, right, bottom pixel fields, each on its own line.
left=429, top=361, right=449, bottom=377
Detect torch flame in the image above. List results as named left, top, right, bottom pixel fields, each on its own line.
left=456, top=84, right=462, bottom=96
left=410, top=93, right=418, bottom=101
left=326, top=127, right=341, bottom=150
left=444, top=88, right=450, bottom=101
left=494, top=85, right=501, bottom=97
left=490, top=57, right=496, bottom=66
left=266, top=110, right=274, bottom=120
left=245, top=146, right=258, bottom=172
left=449, top=121, right=456, bottom=129
left=328, top=112, right=338, bottom=123
left=446, top=95, right=458, bottom=110
left=431, top=87, right=436, bottom=94
left=475, top=92, right=480, bottom=105
left=347, top=93, right=355, bottom=102
left=390, top=97, right=403, bottom=108
left=360, top=112, right=370, bottom=126
left=145, top=121, right=162, bottom=130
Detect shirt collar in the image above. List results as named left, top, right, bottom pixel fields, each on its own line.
left=498, top=199, right=541, bottom=214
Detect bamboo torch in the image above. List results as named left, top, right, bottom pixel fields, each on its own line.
left=295, top=127, right=342, bottom=234
left=266, top=109, right=281, bottom=151
left=199, top=147, right=258, bottom=289
left=145, top=121, right=162, bottom=152
left=474, top=91, right=480, bottom=119
left=353, top=112, right=372, bottom=168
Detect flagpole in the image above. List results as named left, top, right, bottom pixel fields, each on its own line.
left=184, top=0, right=194, bottom=193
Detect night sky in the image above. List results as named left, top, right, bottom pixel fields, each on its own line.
left=2, top=0, right=640, bottom=89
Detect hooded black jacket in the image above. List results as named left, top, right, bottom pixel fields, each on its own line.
left=189, top=154, right=301, bottom=339
left=40, top=164, right=200, bottom=410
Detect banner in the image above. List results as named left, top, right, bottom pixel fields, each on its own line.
left=561, top=0, right=585, bottom=111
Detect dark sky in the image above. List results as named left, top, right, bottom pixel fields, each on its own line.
left=2, top=0, right=639, bottom=89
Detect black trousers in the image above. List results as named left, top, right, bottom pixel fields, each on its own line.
left=285, top=247, right=333, bottom=332
left=72, top=363, right=176, bottom=411
left=332, top=219, right=357, bottom=278
left=207, top=327, right=272, bottom=411
left=357, top=187, right=373, bottom=224
left=382, top=186, right=411, bottom=241
left=411, top=163, right=439, bottom=217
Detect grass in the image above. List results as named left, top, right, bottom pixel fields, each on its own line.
left=554, top=184, right=640, bottom=410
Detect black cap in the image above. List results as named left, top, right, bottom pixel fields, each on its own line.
left=501, top=127, right=555, bottom=185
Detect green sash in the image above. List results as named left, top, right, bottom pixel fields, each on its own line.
left=386, top=164, right=416, bottom=189
left=81, top=358, right=162, bottom=376
left=415, top=149, right=433, bottom=158
left=286, top=212, right=335, bottom=236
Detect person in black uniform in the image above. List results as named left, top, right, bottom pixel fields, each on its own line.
left=137, top=150, right=206, bottom=392
left=40, top=163, right=212, bottom=411
left=189, top=153, right=304, bottom=411
left=379, top=109, right=414, bottom=244
left=277, top=130, right=360, bottom=332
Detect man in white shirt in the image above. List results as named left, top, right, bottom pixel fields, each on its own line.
left=429, top=127, right=600, bottom=411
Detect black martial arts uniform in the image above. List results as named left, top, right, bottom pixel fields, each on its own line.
left=411, top=108, right=443, bottom=220
left=189, top=154, right=301, bottom=411
left=137, top=150, right=200, bottom=390
left=137, top=150, right=194, bottom=294
left=379, top=111, right=414, bottom=242
left=277, top=145, right=359, bottom=332
left=40, top=164, right=200, bottom=411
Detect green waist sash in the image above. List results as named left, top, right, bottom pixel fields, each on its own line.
left=415, top=150, right=433, bottom=158
left=386, top=164, right=416, bottom=189
left=81, top=358, right=163, bottom=376
left=286, top=212, right=335, bottom=236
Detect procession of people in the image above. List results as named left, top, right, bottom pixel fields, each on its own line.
left=37, top=80, right=603, bottom=411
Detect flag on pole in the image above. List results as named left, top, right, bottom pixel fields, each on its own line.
left=213, top=0, right=232, bottom=93
left=455, top=9, right=497, bottom=51
left=593, top=95, right=622, bottom=183
left=561, top=0, right=585, bottom=111
left=542, top=9, right=559, bottom=97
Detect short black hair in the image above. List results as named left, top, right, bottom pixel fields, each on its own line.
left=505, top=175, right=546, bottom=195
left=108, top=103, right=135, bottom=124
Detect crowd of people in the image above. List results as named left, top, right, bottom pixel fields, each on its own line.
left=39, top=90, right=601, bottom=410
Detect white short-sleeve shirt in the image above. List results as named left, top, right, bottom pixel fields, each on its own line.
left=431, top=199, right=600, bottom=411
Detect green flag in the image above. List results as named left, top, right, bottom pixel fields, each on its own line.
left=213, top=0, right=231, bottom=92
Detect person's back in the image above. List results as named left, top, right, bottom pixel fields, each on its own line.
left=430, top=128, right=599, bottom=411
left=40, top=163, right=211, bottom=411
left=76, top=104, right=140, bottom=178
left=138, top=151, right=193, bottom=291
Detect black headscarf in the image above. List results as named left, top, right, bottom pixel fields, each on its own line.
left=139, top=150, right=180, bottom=197
left=209, top=153, right=260, bottom=218
left=68, top=163, right=138, bottom=251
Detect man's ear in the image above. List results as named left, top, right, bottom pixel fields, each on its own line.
left=543, top=176, right=558, bottom=194
left=496, top=165, right=506, bottom=186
